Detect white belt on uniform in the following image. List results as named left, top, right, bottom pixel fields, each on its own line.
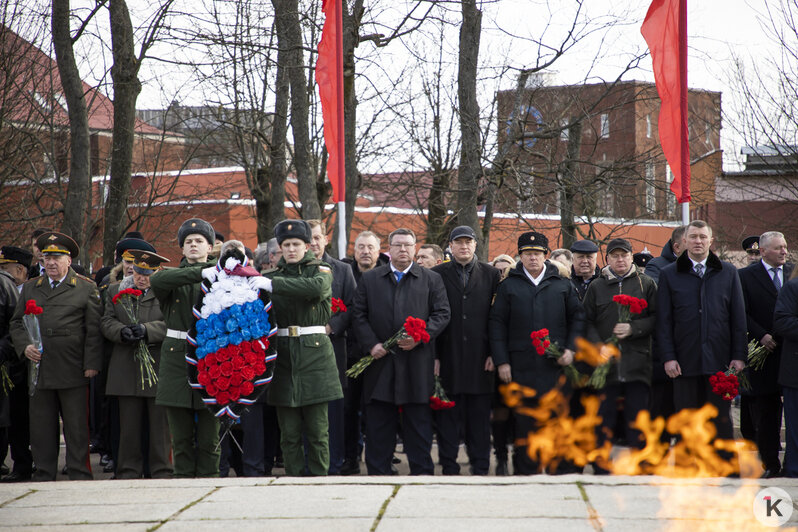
left=276, top=326, right=327, bottom=337
left=166, top=329, right=188, bottom=340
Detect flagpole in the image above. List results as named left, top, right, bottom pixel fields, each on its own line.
left=334, top=0, right=346, bottom=259
left=681, top=202, right=689, bottom=225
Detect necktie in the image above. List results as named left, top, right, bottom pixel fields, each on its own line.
left=51, top=280, right=59, bottom=290
left=394, top=271, right=404, bottom=283
left=694, top=264, right=704, bottom=277
left=771, top=267, right=782, bottom=290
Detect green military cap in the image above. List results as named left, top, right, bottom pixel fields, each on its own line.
left=37, top=232, right=79, bottom=258
left=129, top=249, right=170, bottom=275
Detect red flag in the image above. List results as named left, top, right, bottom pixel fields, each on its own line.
left=641, top=0, right=690, bottom=203
left=316, top=0, right=345, bottom=203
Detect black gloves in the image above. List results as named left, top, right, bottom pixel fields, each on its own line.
left=120, top=325, right=146, bottom=344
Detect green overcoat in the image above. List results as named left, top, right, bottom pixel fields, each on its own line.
left=150, top=258, right=215, bottom=409
left=266, top=251, right=343, bottom=407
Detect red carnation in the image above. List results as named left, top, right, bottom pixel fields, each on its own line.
left=241, top=381, right=254, bottom=396
left=241, top=367, right=256, bottom=380
left=232, top=355, right=245, bottom=370
left=331, top=297, right=348, bottom=314
left=24, top=300, right=44, bottom=315
left=197, top=371, right=211, bottom=386
left=228, top=386, right=241, bottom=402
left=204, top=353, right=217, bottom=366
left=230, top=373, right=244, bottom=386
left=220, top=361, right=233, bottom=376
left=206, top=383, right=218, bottom=396
left=215, top=376, right=230, bottom=391
left=216, top=391, right=231, bottom=405
left=254, top=362, right=267, bottom=375
left=197, top=358, right=207, bottom=372
left=244, top=352, right=260, bottom=365
left=209, top=365, right=222, bottom=379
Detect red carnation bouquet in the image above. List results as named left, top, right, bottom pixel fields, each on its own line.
left=530, top=328, right=584, bottom=387
left=331, top=297, right=347, bottom=314
left=112, top=287, right=157, bottom=389
left=346, top=316, right=431, bottom=378
left=196, top=339, right=268, bottom=405
left=430, top=375, right=455, bottom=410
left=709, top=367, right=750, bottom=401
left=22, top=300, right=44, bottom=394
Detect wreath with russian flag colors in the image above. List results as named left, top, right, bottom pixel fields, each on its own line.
left=185, top=247, right=277, bottom=421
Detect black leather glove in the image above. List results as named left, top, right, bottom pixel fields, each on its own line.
left=120, top=326, right=138, bottom=344
left=129, top=324, right=146, bottom=341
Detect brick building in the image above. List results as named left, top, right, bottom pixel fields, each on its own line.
left=496, top=80, right=722, bottom=222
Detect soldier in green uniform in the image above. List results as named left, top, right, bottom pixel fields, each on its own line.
left=9, top=232, right=102, bottom=481
left=101, top=249, right=172, bottom=479
left=150, top=218, right=219, bottom=477
left=250, top=219, right=343, bottom=476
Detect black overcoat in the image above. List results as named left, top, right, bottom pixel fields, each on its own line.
left=739, top=260, right=793, bottom=395
left=489, top=262, right=585, bottom=393
left=432, top=259, right=501, bottom=395
left=772, top=278, right=798, bottom=389
left=655, top=251, right=747, bottom=376
left=323, top=252, right=357, bottom=389
left=352, top=262, right=450, bottom=405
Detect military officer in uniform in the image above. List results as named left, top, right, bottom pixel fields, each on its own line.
left=251, top=219, right=343, bottom=476
left=101, top=249, right=172, bottom=479
left=9, top=232, right=102, bottom=481
left=150, top=218, right=219, bottom=477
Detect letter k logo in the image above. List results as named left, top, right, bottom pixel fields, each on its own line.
left=764, top=496, right=783, bottom=517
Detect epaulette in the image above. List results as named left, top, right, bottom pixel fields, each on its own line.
left=75, top=273, right=96, bottom=285
left=261, top=267, right=279, bottom=275
left=34, top=277, right=44, bottom=287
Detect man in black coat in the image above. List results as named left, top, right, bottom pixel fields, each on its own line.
left=656, top=220, right=747, bottom=442
left=773, top=271, right=798, bottom=478
left=570, top=240, right=600, bottom=301
left=352, top=228, right=450, bottom=475
left=645, top=226, right=686, bottom=284
left=489, top=231, right=585, bottom=474
left=308, top=219, right=357, bottom=475
left=341, top=230, right=390, bottom=474
left=738, top=231, right=791, bottom=477
left=432, top=226, right=501, bottom=475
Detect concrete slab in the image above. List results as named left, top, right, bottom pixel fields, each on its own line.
left=5, top=486, right=214, bottom=507
left=0, top=525, right=154, bottom=532
left=159, top=518, right=374, bottom=531
left=178, top=484, right=394, bottom=520
left=376, top=517, right=596, bottom=532
left=0, top=503, right=178, bottom=527
left=0, top=485, right=32, bottom=505
left=383, top=484, right=588, bottom=519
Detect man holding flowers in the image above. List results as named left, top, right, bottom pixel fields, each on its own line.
left=582, top=238, right=657, bottom=462
left=655, top=220, right=747, bottom=443
left=9, top=232, right=102, bottom=481
left=488, top=231, right=584, bottom=475
left=352, top=228, right=450, bottom=475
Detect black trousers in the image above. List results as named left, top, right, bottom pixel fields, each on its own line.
left=744, top=393, right=783, bottom=472
left=240, top=403, right=280, bottom=476
left=365, top=400, right=433, bottom=475
left=672, top=375, right=733, bottom=440
left=597, top=382, right=650, bottom=449
left=435, top=392, right=491, bottom=475
left=783, top=386, right=798, bottom=477
left=343, top=370, right=364, bottom=462
left=6, top=373, right=32, bottom=475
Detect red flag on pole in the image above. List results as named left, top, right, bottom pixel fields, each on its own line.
left=641, top=0, right=690, bottom=203
left=316, top=0, right=345, bottom=204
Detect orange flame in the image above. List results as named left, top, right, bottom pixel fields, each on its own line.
left=574, top=337, right=620, bottom=367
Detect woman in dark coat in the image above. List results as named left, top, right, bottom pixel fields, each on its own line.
left=101, top=250, right=171, bottom=479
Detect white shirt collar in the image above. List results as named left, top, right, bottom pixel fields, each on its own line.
left=689, top=256, right=708, bottom=269
left=523, top=266, right=546, bottom=286
left=762, top=259, right=782, bottom=272
left=390, top=262, right=413, bottom=275
left=50, top=273, right=67, bottom=286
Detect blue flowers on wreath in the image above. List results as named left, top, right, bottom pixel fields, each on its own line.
left=193, top=299, right=273, bottom=358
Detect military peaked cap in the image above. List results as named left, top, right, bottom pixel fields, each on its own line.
left=0, top=246, right=33, bottom=269
left=518, top=231, right=549, bottom=254
left=36, top=232, right=79, bottom=258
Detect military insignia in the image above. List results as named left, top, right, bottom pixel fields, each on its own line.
left=752, top=242, right=759, bottom=250
left=318, top=265, right=331, bottom=274
left=70, top=277, right=77, bottom=286
left=35, top=278, right=43, bottom=287
left=142, top=253, right=149, bottom=259
left=530, top=235, right=536, bottom=242
left=287, top=224, right=293, bottom=230
left=191, top=222, right=197, bottom=227
left=48, top=235, right=57, bottom=241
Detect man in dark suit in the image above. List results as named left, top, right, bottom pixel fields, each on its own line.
left=27, top=228, right=50, bottom=279
left=352, top=228, right=450, bottom=475
left=308, top=219, right=357, bottom=474
left=432, top=226, right=500, bottom=475
left=738, top=231, right=791, bottom=477
left=10, top=232, right=102, bottom=481
left=656, top=220, right=747, bottom=443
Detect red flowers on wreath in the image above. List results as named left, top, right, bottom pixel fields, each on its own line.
left=111, top=287, right=142, bottom=305
left=24, top=300, right=43, bottom=315
left=196, top=338, right=269, bottom=405
left=612, top=294, right=648, bottom=315
left=331, top=298, right=347, bottom=314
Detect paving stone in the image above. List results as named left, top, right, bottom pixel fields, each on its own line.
left=383, top=484, right=587, bottom=519
left=0, top=525, right=154, bottom=532
left=377, top=517, right=595, bottom=532
left=5, top=486, right=214, bottom=507
left=0, top=485, right=32, bottom=505
left=159, top=518, right=374, bottom=531
left=0, top=503, right=179, bottom=527
left=177, top=485, right=394, bottom=520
